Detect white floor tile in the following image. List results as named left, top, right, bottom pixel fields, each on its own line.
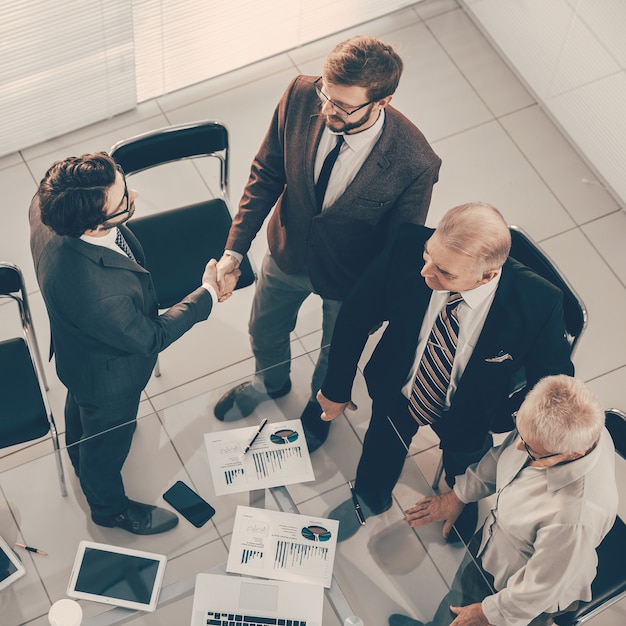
left=429, top=120, right=577, bottom=238
left=427, top=8, right=535, bottom=117
left=500, top=105, right=620, bottom=225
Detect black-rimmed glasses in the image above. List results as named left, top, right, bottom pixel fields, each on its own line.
left=314, top=77, right=373, bottom=117
left=101, top=164, right=130, bottom=222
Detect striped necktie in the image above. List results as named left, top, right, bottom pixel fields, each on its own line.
left=315, top=134, right=344, bottom=210
left=115, top=228, right=137, bottom=263
left=408, top=292, right=463, bottom=426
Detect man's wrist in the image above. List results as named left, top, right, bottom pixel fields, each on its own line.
left=224, top=250, right=243, bottom=266
left=201, top=282, right=218, bottom=303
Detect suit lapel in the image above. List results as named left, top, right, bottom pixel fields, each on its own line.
left=306, top=113, right=326, bottom=208
left=65, top=235, right=148, bottom=275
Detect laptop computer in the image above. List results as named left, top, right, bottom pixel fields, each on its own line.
left=190, top=573, right=324, bottom=626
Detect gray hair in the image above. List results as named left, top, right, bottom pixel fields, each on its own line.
left=436, top=202, right=511, bottom=277
left=516, top=375, right=604, bottom=453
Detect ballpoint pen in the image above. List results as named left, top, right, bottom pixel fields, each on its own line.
left=15, top=543, right=48, bottom=556
left=348, top=480, right=366, bottom=526
left=240, top=418, right=268, bottom=458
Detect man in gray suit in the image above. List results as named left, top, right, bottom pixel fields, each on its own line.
left=30, top=152, right=237, bottom=535
left=213, top=35, right=441, bottom=448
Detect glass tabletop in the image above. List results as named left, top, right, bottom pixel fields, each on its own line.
left=0, top=349, right=492, bottom=626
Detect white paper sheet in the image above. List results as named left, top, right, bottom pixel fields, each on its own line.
left=204, top=419, right=315, bottom=495
left=227, top=505, right=339, bottom=588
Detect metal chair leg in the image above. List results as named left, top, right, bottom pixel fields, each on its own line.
left=432, top=457, right=444, bottom=492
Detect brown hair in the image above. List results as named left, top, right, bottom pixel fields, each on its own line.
left=38, top=152, right=117, bottom=238
left=323, top=35, right=403, bottom=101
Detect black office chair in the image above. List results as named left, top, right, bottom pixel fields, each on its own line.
left=431, top=225, right=587, bottom=489
left=110, top=120, right=256, bottom=375
left=0, top=262, right=67, bottom=496
left=553, top=408, right=626, bottom=625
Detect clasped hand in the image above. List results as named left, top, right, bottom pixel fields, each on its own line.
left=203, top=257, right=241, bottom=302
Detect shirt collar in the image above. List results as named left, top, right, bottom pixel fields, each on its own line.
left=80, top=227, right=118, bottom=246
left=545, top=428, right=609, bottom=492
left=433, top=271, right=501, bottom=310
left=329, top=108, right=385, bottom=153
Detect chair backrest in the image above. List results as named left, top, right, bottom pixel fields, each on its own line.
left=0, top=262, right=66, bottom=495
left=109, top=121, right=255, bottom=309
left=509, top=225, right=587, bottom=353
left=111, top=120, right=229, bottom=198
left=553, top=408, right=626, bottom=625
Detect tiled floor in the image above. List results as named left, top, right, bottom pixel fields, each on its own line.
left=1, top=0, right=625, bottom=624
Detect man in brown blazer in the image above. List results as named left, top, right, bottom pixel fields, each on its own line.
left=214, top=35, right=441, bottom=450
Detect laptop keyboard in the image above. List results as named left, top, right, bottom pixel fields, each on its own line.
left=205, top=612, right=306, bottom=626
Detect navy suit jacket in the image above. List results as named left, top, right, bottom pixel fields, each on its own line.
left=226, top=75, right=441, bottom=300
left=29, top=196, right=213, bottom=405
left=322, top=224, right=574, bottom=452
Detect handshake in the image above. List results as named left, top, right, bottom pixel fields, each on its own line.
left=202, top=253, right=243, bottom=303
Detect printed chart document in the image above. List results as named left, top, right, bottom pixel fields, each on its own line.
left=227, top=506, right=339, bottom=588
left=204, top=419, right=315, bottom=496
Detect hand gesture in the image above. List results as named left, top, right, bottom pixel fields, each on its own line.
left=403, top=490, right=465, bottom=540
left=316, top=390, right=357, bottom=421
left=216, top=253, right=241, bottom=301
left=202, top=258, right=240, bottom=302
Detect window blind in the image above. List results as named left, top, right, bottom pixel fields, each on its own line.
left=0, top=0, right=136, bottom=157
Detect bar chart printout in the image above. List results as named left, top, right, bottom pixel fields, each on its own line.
left=227, top=506, right=339, bottom=588
left=204, top=419, right=315, bottom=495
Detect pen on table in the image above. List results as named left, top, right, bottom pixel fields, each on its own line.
left=348, top=480, right=366, bottom=526
left=241, top=418, right=268, bottom=458
left=15, top=543, right=48, bottom=556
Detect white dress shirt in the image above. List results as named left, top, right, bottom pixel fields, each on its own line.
left=314, top=109, right=385, bottom=210
left=401, top=274, right=501, bottom=402
left=454, top=429, right=618, bottom=626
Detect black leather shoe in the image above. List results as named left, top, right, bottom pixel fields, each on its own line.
left=92, top=500, right=179, bottom=535
left=389, top=614, right=424, bottom=626
left=213, top=379, right=291, bottom=421
left=300, top=400, right=330, bottom=453
left=328, top=493, right=392, bottom=542
left=447, top=500, right=478, bottom=545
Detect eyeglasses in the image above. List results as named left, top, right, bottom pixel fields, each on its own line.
left=101, top=164, right=130, bottom=222
left=314, top=77, right=373, bottom=117
left=517, top=430, right=562, bottom=462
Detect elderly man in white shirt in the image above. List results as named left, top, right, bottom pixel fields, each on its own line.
left=391, top=374, right=618, bottom=626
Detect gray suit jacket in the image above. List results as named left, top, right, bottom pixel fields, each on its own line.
left=29, top=196, right=213, bottom=405
left=226, top=75, right=441, bottom=300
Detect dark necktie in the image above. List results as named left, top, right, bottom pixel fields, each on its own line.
left=115, top=228, right=137, bottom=263
left=408, top=292, right=463, bottom=425
left=315, top=134, right=345, bottom=210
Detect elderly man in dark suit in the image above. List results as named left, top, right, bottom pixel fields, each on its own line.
left=29, top=152, right=237, bottom=535
left=213, top=35, right=441, bottom=441
left=317, top=202, right=574, bottom=540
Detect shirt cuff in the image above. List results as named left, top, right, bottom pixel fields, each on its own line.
left=201, top=283, right=218, bottom=304
left=224, top=249, right=243, bottom=264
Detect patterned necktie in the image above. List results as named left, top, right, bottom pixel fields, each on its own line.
left=408, top=292, right=463, bottom=426
left=315, top=134, right=345, bottom=210
left=115, top=228, right=137, bottom=262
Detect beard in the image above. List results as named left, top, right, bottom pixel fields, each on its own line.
left=324, top=103, right=377, bottom=134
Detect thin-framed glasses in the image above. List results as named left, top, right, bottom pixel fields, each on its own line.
left=102, top=164, right=130, bottom=222
left=314, top=77, right=373, bottom=117
left=517, top=430, right=562, bottom=462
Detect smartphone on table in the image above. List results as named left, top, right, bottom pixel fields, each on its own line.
left=163, top=480, right=216, bottom=528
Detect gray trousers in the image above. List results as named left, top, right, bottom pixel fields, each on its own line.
left=249, top=252, right=342, bottom=402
